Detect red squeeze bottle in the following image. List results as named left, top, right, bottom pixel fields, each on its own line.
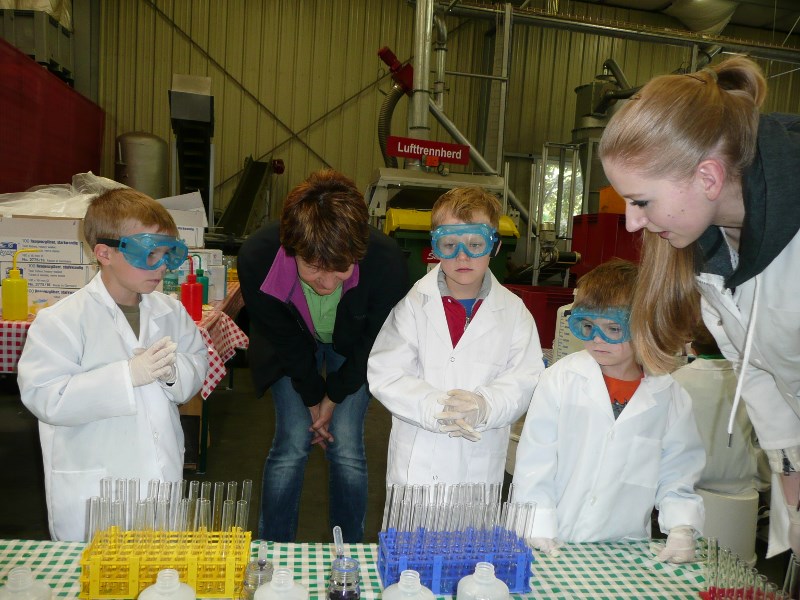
left=181, top=256, right=203, bottom=321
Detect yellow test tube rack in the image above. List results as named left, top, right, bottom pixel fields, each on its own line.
left=79, top=527, right=251, bottom=599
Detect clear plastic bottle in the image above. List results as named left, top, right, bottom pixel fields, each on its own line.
left=456, top=562, right=510, bottom=600
left=254, top=568, right=308, bottom=600
left=241, top=541, right=273, bottom=600
left=382, top=570, right=435, bottom=599
left=327, top=557, right=361, bottom=600
left=138, top=569, right=195, bottom=600
left=0, top=567, right=52, bottom=600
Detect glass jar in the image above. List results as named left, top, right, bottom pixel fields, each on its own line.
left=240, top=559, right=273, bottom=600
left=327, top=557, right=361, bottom=600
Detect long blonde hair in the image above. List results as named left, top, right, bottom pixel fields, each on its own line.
left=598, top=57, right=766, bottom=373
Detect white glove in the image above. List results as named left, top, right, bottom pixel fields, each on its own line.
left=129, top=337, right=177, bottom=387
left=526, top=537, right=561, bottom=557
left=656, top=526, right=696, bottom=563
left=441, top=422, right=482, bottom=442
left=436, top=389, right=490, bottom=427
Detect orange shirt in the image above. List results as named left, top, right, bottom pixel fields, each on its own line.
left=603, top=373, right=642, bottom=419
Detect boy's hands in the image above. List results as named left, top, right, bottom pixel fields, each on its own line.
left=435, top=389, right=490, bottom=442
left=129, top=336, right=177, bottom=387
left=656, top=526, right=696, bottom=563
left=526, top=537, right=561, bottom=557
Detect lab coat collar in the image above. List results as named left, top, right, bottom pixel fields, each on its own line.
left=566, top=350, right=673, bottom=423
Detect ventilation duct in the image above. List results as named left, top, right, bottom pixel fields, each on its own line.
left=664, top=0, right=739, bottom=35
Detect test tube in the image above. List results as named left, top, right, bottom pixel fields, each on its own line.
left=226, top=480, right=238, bottom=503
left=155, top=499, right=169, bottom=531
left=235, top=500, right=248, bottom=531
left=241, top=479, right=253, bottom=506
left=134, top=500, right=148, bottom=531
left=200, top=481, right=211, bottom=501
left=158, top=481, right=172, bottom=503
left=195, top=498, right=211, bottom=531
left=212, top=482, right=225, bottom=531
left=100, top=477, right=112, bottom=499
left=221, top=499, right=235, bottom=531
left=87, top=496, right=100, bottom=541
left=147, top=478, right=160, bottom=501
left=388, top=485, right=405, bottom=531
left=127, top=478, right=140, bottom=529
left=169, top=481, right=182, bottom=530
left=381, top=485, right=395, bottom=533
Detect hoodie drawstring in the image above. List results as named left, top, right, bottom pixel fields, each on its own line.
left=727, top=275, right=759, bottom=446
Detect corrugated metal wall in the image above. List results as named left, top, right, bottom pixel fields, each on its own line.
left=98, top=0, right=800, bottom=220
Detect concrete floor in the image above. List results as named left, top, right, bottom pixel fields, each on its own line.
left=0, top=365, right=792, bottom=589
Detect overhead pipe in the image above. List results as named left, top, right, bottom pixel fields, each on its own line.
left=420, top=1, right=800, bottom=64
left=428, top=98, right=530, bottom=225
left=433, top=14, right=448, bottom=109
left=410, top=0, right=434, bottom=142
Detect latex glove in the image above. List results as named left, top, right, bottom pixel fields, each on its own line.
left=526, top=537, right=561, bottom=557
left=435, top=389, right=490, bottom=428
left=440, top=421, right=482, bottom=442
left=656, top=526, right=696, bottom=563
left=129, top=337, right=177, bottom=387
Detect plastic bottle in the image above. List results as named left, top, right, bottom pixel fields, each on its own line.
left=192, top=254, right=209, bottom=304
left=254, top=568, right=308, bottom=600
left=456, top=562, right=510, bottom=600
left=1, top=248, right=41, bottom=321
left=181, top=256, right=203, bottom=321
left=138, top=569, right=194, bottom=600
left=327, top=557, right=361, bottom=600
left=0, top=567, right=52, bottom=600
left=240, top=541, right=273, bottom=600
left=382, top=570, right=435, bottom=599
left=162, top=269, right=180, bottom=299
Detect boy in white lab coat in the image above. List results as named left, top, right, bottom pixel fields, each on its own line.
left=512, top=259, right=705, bottom=563
left=18, top=188, right=209, bottom=541
left=368, top=186, right=544, bottom=487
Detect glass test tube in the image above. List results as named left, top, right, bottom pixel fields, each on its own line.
left=241, top=479, right=253, bottom=506
left=212, top=482, right=225, bottom=531
left=235, top=500, right=248, bottom=531
left=221, top=499, right=235, bottom=531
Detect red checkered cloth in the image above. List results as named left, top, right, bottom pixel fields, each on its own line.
left=0, top=318, right=33, bottom=372
left=198, top=307, right=249, bottom=399
left=0, top=308, right=249, bottom=400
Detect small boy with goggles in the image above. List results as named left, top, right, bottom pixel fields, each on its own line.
left=96, top=233, right=189, bottom=271
left=511, top=259, right=705, bottom=565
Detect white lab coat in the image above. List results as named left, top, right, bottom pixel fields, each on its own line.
left=18, top=274, right=208, bottom=541
left=697, top=231, right=800, bottom=556
left=367, top=265, right=544, bottom=486
left=672, top=357, right=769, bottom=495
left=512, top=350, right=705, bottom=543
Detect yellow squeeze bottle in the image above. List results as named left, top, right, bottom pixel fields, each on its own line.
left=2, top=248, right=42, bottom=321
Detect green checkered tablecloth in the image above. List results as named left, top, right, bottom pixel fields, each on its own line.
left=0, top=538, right=704, bottom=599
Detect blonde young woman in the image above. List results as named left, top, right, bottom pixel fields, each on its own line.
left=598, top=56, right=800, bottom=558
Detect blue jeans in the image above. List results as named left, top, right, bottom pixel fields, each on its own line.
left=258, top=344, right=369, bottom=542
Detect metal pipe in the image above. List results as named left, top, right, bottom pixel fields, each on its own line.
left=495, top=3, right=512, bottom=175
left=427, top=97, right=529, bottom=224
left=433, top=14, right=447, bottom=109
left=426, top=1, right=800, bottom=65
left=602, top=58, right=629, bottom=89
left=445, top=70, right=508, bottom=81
left=411, top=0, right=434, bottom=140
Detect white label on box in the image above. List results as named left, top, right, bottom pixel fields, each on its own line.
left=0, top=262, right=97, bottom=289
left=0, top=238, right=89, bottom=264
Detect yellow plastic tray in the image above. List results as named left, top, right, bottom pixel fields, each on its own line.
left=79, top=528, right=251, bottom=599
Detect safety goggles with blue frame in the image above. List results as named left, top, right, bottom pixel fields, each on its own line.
left=430, top=223, right=500, bottom=259
left=566, top=307, right=631, bottom=344
left=97, top=233, right=189, bottom=271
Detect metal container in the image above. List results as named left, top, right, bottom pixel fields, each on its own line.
left=115, top=132, right=168, bottom=199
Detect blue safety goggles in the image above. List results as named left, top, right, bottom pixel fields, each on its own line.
left=430, top=223, right=499, bottom=259
left=97, top=233, right=189, bottom=271
left=567, top=307, right=631, bottom=344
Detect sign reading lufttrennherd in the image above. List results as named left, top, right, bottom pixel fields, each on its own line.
left=386, top=136, right=470, bottom=165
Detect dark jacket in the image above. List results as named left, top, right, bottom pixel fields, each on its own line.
left=238, top=221, right=409, bottom=406
left=698, top=113, right=800, bottom=287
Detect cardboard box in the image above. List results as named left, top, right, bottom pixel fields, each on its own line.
left=0, top=216, right=91, bottom=264
left=0, top=261, right=96, bottom=289
left=157, top=192, right=207, bottom=249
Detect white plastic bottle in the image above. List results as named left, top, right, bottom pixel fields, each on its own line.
left=0, top=567, right=52, bottom=600
left=254, top=568, right=308, bottom=600
left=456, top=562, right=510, bottom=600
left=382, top=570, right=435, bottom=599
left=138, top=569, right=195, bottom=600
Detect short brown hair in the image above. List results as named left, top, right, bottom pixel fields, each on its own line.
left=573, top=259, right=638, bottom=311
left=279, top=170, right=369, bottom=272
left=430, top=187, right=502, bottom=230
left=83, top=188, right=178, bottom=248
